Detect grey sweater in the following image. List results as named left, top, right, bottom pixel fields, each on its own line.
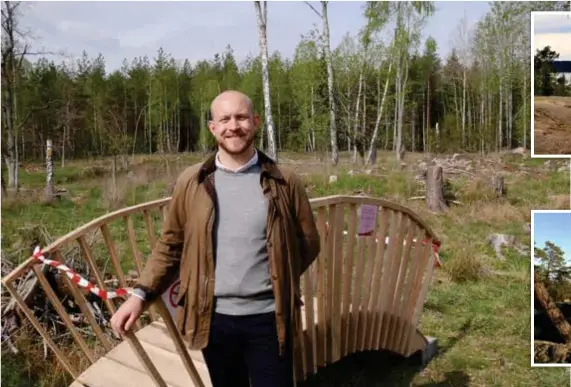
left=212, top=164, right=275, bottom=315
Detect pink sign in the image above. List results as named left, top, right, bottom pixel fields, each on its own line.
left=358, top=204, right=377, bottom=236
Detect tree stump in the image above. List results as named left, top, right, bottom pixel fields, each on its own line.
left=44, top=139, right=54, bottom=202
left=492, top=174, right=505, bottom=198
left=425, top=165, right=449, bottom=212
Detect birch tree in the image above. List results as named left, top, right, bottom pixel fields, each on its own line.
left=306, top=1, right=338, bottom=165
left=254, top=1, right=277, bottom=161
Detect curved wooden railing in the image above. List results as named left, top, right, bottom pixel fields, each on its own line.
left=2, top=195, right=440, bottom=386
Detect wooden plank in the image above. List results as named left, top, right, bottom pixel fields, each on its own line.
left=136, top=322, right=206, bottom=365
left=75, top=357, right=179, bottom=387
left=340, top=203, right=357, bottom=357
left=104, top=338, right=212, bottom=387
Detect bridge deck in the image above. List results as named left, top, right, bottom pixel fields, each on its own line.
left=71, top=320, right=212, bottom=387
left=69, top=302, right=318, bottom=387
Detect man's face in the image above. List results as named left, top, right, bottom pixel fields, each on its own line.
left=208, top=93, right=260, bottom=155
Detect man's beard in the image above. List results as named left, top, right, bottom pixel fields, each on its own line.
left=217, top=134, right=255, bottom=155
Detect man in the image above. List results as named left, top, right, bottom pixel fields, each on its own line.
left=110, top=90, right=320, bottom=387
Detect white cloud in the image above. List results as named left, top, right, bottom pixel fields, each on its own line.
left=534, top=32, right=571, bottom=60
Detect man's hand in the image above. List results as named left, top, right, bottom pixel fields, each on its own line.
left=110, top=296, right=144, bottom=337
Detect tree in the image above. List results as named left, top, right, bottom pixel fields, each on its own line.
left=535, top=241, right=571, bottom=302
left=306, top=1, right=339, bottom=165
left=534, top=46, right=559, bottom=97
left=254, top=1, right=278, bottom=161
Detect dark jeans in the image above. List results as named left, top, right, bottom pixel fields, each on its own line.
left=201, top=311, right=294, bottom=387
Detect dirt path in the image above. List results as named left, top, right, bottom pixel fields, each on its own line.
left=534, top=96, right=571, bottom=155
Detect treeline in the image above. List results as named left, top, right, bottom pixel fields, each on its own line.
left=535, top=241, right=571, bottom=303
left=534, top=46, right=571, bottom=97
left=2, top=2, right=569, bottom=174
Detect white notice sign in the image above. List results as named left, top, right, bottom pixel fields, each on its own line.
left=160, top=278, right=181, bottom=321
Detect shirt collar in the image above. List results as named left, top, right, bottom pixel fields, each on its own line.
left=215, top=149, right=258, bottom=173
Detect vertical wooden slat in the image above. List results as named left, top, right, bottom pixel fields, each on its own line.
left=123, top=330, right=169, bottom=387
left=331, top=203, right=344, bottom=362
left=33, top=265, right=97, bottom=364
left=347, top=223, right=367, bottom=354
left=324, top=204, right=336, bottom=364
left=373, top=210, right=398, bottom=348
left=124, top=215, right=159, bottom=322
left=357, top=207, right=379, bottom=351
left=101, top=224, right=141, bottom=331
left=379, top=214, right=408, bottom=349
left=315, top=206, right=328, bottom=367
left=143, top=209, right=157, bottom=250
left=54, top=250, right=113, bottom=352
left=391, top=225, right=421, bottom=352
left=77, top=234, right=170, bottom=386
left=302, top=265, right=316, bottom=375
left=395, top=229, right=428, bottom=354
left=387, top=221, right=417, bottom=352
left=365, top=207, right=390, bottom=350
left=77, top=236, right=117, bottom=316
left=408, top=237, right=437, bottom=336
left=340, top=203, right=358, bottom=356
left=124, top=216, right=145, bottom=274
left=4, top=280, right=79, bottom=378
left=155, top=299, right=206, bottom=387
left=401, top=238, right=433, bottom=355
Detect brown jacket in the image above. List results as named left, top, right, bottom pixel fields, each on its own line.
left=135, top=150, right=320, bottom=353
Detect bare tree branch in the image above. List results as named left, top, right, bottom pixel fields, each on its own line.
left=304, top=1, right=322, bottom=18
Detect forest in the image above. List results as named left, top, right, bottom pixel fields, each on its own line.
left=3, top=1, right=570, bottom=192
left=4, top=1, right=571, bottom=384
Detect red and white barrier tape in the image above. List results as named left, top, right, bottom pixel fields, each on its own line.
left=32, top=246, right=132, bottom=300
left=32, top=230, right=441, bottom=301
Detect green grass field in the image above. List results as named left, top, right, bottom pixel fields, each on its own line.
left=1, top=151, right=570, bottom=386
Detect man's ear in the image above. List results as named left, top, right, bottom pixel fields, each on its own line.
left=208, top=120, right=216, bottom=135
left=253, top=114, right=261, bottom=128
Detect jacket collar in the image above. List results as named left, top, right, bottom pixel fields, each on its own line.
left=198, top=148, right=284, bottom=183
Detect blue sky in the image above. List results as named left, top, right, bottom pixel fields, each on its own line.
left=533, top=12, right=571, bottom=60
left=534, top=212, right=571, bottom=264
left=19, top=0, right=491, bottom=72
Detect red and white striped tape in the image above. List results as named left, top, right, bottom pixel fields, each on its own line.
left=32, top=246, right=132, bottom=300
left=32, top=230, right=441, bottom=301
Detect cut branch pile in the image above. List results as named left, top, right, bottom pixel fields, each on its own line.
left=1, top=230, right=131, bottom=356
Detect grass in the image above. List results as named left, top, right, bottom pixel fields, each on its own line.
left=1, top=150, right=570, bottom=386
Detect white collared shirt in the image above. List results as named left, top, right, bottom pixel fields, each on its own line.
left=215, top=150, right=259, bottom=173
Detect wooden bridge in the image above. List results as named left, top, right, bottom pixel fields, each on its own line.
left=2, top=195, right=441, bottom=386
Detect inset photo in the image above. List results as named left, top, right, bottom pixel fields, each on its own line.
left=532, top=11, right=571, bottom=157
left=532, top=210, right=571, bottom=366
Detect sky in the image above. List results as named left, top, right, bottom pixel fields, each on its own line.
left=19, top=0, right=491, bottom=72
left=534, top=212, right=571, bottom=264
left=533, top=11, right=571, bottom=60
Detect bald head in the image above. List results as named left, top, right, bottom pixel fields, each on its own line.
left=210, top=90, right=254, bottom=121
left=208, top=90, right=260, bottom=158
